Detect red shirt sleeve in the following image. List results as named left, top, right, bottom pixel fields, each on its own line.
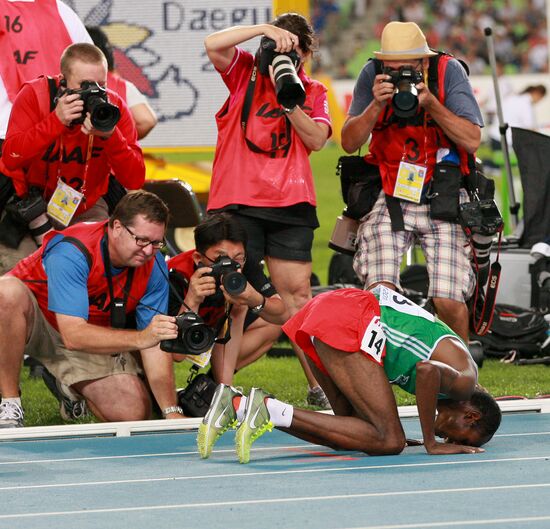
left=99, top=91, right=145, bottom=190
left=2, top=83, right=66, bottom=171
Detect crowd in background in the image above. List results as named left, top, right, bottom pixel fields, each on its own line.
left=311, top=0, right=548, bottom=77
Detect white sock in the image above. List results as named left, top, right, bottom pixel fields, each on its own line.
left=2, top=397, right=22, bottom=406
left=235, top=395, right=247, bottom=422
left=266, top=398, right=294, bottom=428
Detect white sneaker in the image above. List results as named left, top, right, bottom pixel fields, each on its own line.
left=0, top=400, right=24, bottom=428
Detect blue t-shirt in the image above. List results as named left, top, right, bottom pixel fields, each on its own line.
left=43, top=235, right=168, bottom=330
left=348, top=58, right=484, bottom=127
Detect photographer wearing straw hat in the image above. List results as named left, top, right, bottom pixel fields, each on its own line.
left=341, top=21, right=483, bottom=342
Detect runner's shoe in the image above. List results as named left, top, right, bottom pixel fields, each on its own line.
left=41, top=368, right=88, bottom=421
left=235, top=387, right=273, bottom=464
left=197, top=384, right=241, bottom=459
left=0, top=400, right=24, bottom=428
left=307, top=386, right=331, bottom=410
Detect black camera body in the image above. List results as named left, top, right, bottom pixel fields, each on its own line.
left=384, top=66, right=423, bottom=118
left=258, top=37, right=306, bottom=109
left=459, top=199, right=504, bottom=236
left=65, top=81, right=120, bottom=132
left=204, top=256, right=247, bottom=296
left=160, top=311, right=216, bottom=355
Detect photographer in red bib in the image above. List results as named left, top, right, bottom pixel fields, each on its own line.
left=0, top=191, right=183, bottom=428
left=204, top=13, right=332, bottom=407
left=341, top=22, right=484, bottom=342
left=0, top=42, right=145, bottom=272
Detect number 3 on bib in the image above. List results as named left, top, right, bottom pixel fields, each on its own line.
left=360, top=316, right=386, bottom=364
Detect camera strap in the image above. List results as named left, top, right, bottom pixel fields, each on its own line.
left=467, top=227, right=503, bottom=336
left=101, top=233, right=134, bottom=328
left=214, top=303, right=233, bottom=345
left=240, top=65, right=292, bottom=156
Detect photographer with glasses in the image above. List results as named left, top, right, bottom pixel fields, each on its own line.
left=166, top=213, right=288, bottom=385
left=0, top=191, right=183, bottom=428
left=0, top=42, right=145, bottom=274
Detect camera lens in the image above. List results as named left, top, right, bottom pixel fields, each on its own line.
left=392, top=81, right=419, bottom=118
left=87, top=95, right=121, bottom=132
left=183, top=323, right=215, bottom=354
left=222, top=271, right=247, bottom=295
left=271, top=54, right=306, bottom=109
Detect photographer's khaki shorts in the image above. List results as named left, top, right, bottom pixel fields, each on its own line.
left=25, top=293, right=141, bottom=387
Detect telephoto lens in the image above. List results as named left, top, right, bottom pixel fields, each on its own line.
left=222, top=270, right=247, bottom=296
left=86, top=94, right=120, bottom=132
left=271, top=54, right=306, bottom=109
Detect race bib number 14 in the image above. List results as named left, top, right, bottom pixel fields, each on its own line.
left=360, top=316, right=385, bottom=364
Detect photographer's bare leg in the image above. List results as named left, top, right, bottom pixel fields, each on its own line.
left=0, top=277, right=34, bottom=397
left=74, top=375, right=151, bottom=422
left=266, top=257, right=320, bottom=389
left=433, top=298, right=469, bottom=342
left=236, top=319, right=282, bottom=371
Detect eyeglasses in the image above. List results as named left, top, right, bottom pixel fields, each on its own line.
left=122, top=223, right=165, bottom=249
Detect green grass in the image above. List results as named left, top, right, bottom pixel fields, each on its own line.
left=20, top=356, right=550, bottom=427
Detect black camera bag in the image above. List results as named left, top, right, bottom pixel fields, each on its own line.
left=428, top=162, right=462, bottom=221
left=472, top=304, right=549, bottom=359
left=177, top=367, right=218, bottom=417
left=337, top=156, right=382, bottom=220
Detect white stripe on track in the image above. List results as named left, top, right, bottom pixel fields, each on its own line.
left=1, top=483, right=550, bottom=519
left=1, top=455, right=550, bottom=492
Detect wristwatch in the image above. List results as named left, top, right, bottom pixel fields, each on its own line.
left=282, top=105, right=296, bottom=115
left=250, top=295, right=266, bottom=315
left=162, top=405, right=183, bottom=417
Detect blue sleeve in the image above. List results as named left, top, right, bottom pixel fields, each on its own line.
left=444, top=59, right=484, bottom=127
left=348, top=61, right=376, bottom=117
left=135, top=253, right=169, bottom=330
left=42, top=235, right=91, bottom=319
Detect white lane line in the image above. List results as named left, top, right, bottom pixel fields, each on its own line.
left=339, top=514, right=550, bottom=528
left=0, top=443, right=314, bottom=466
left=0, top=429, right=548, bottom=466
left=1, top=483, right=550, bottom=520
left=1, top=455, right=550, bottom=492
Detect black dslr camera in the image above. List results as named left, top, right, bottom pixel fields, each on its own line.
left=64, top=81, right=120, bottom=132
left=160, top=311, right=216, bottom=355
left=384, top=66, right=424, bottom=118
left=258, top=37, right=306, bottom=110
left=459, top=199, right=504, bottom=236
left=203, top=256, right=247, bottom=296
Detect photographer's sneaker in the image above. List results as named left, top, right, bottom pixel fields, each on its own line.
left=235, top=388, right=273, bottom=464
left=307, top=386, right=331, bottom=410
left=0, top=400, right=24, bottom=428
left=41, top=368, right=88, bottom=421
left=197, top=384, right=241, bottom=459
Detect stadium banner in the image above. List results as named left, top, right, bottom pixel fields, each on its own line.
left=69, top=0, right=275, bottom=149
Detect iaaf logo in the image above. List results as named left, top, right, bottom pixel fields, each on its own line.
left=68, top=0, right=199, bottom=123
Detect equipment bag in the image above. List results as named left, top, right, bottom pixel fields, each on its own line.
left=336, top=156, right=382, bottom=220
left=472, top=304, right=549, bottom=358
left=177, top=366, right=218, bottom=417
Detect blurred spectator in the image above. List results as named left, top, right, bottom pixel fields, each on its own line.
left=86, top=26, right=158, bottom=140
left=488, top=84, right=547, bottom=149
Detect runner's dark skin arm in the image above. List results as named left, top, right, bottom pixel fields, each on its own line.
left=415, top=359, right=481, bottom=455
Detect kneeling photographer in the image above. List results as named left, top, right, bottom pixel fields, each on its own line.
left=0, top=42, right=145, bottom=274
left=165, top=213, right=288, bottom=386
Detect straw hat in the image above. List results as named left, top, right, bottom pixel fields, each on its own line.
left=374, top=22, right=437, bottom=60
